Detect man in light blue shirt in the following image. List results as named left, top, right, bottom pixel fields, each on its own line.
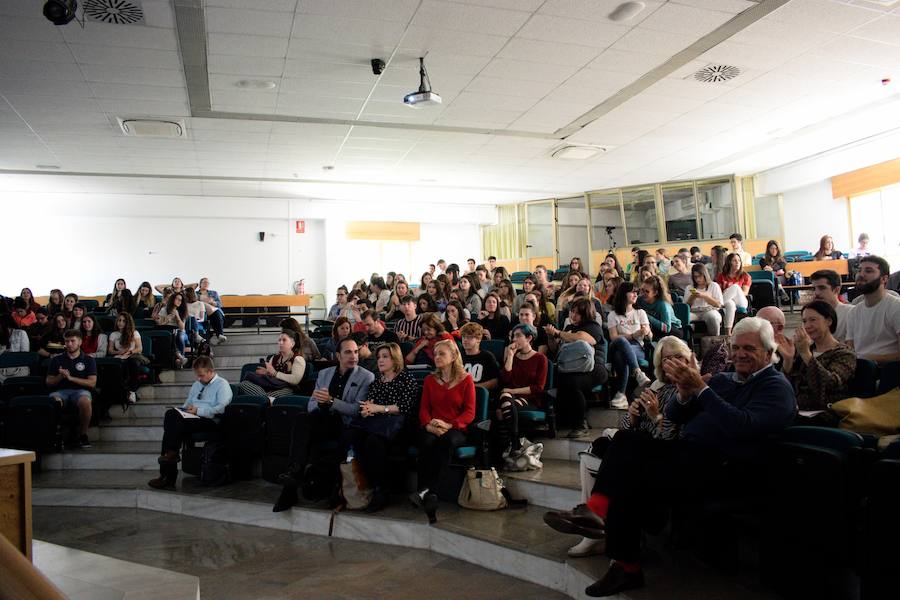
left=149, top=356, right=232, bottom=489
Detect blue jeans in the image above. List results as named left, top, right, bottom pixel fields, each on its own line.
left=50, top=388, right=91, bottom=407
left=610, top=337, right=645, bottom=394
left=174, top=329, right=188, bottom=354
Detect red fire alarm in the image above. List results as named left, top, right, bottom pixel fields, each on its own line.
left=295, top=220, right=305, bottom=234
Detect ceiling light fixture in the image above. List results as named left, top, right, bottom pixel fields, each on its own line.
left=36, top=164, right=61, bottom=169
left=550, top=144, right=607, bottom=160
left=608, top=1, right=646, bottom=22
left=236, top=79, right=277, bottom=90
left=404, top=57, right=442, bottom=108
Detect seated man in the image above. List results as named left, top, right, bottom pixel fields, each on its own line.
left=362, top=309, right=399, bottom=347
left=728, top=233, right=753, bottom=267
left=393, top=295, right=422, bottom=342
left=273, top=337, right=374, bottom=512
left=690, top=246, right=709, bottom=265
left=26, top=307, right=49, bottom=349
left=460, top=322, right=499, bottom=392
left=845, top=256, right=900, bottom=365
left=544, top=317, right=796, bottom=597
left=148, top=356, right=233, bottom=489
left=810, top=269, right=854, bottom=342
left=45, top=329, right=98, bottom=448
left=350, top=331, right=377, bottom=373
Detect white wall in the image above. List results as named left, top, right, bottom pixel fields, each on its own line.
left=781, top=180, right=850, bottom=253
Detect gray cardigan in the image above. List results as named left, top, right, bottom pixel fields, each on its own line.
left=307, top=366, right=375, bottom=423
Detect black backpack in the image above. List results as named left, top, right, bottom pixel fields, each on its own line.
left=199, top=441, right=231, bottom=486
left=301, top=460, right=339, bottom=501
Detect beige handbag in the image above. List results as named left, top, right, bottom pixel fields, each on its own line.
left=458, top=467, right=508, bottom=511
left=830, top=388, right=900, bottom=436
left=339, top=459, right=373, bottom=510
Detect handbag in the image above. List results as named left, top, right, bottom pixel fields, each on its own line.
left=339, top=458, right=373, bottom=510
left=830, top=388, right=900, bottom=436
left=458, top=467, right=508, bottom=511
left=502, top=437, right=544, bottom=472
left=557, top=340, right=594, bottom=373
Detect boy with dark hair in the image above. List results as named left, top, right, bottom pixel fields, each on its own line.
left=810, top=269, right=853, bottom=342
left=394, top=296, right=422, bottom=341
left=845, top=256, right=900, bottom=364
left=46, top=329, right=97, bottom=448
left=459, top=322, right=498, bottom=391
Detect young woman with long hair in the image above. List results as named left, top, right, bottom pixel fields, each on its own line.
left=715, top=253, right=751, bottom=336
left=686, top=263, right=724, bottom=336
left=79, top=314, right=107, bottom=358
left=813, top=235, right=842, bottom=261
left=239, top=330, right=307, bottom=399
left=156, top=292, right=189, bottom=367
left=47, top=289, right=64, bottom=315
left=477, top=292, right=511, bottom=341
left=606, top=282, right=652, bottom=410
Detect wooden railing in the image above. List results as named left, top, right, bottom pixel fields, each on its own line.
left=0, top=534, right=66, bottom=600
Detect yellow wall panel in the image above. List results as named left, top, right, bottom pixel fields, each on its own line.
left=832, top=157, right=900, bottom=199
left=345, top=221, right=420, bottom=241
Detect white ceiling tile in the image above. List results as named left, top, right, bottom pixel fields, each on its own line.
left=208, top=54, right=286, bottom=77
left=390, top=52, right=491, bottom=78
left=298, top=0, right=422, bottom=22
left=848, top=14, right=900, bottom=46
left=411, top=1, right=531, bottom=36
left=0, top=17, right=64, bottom=42
left=810, top=35, right=900, bottom=69
left=276, top=94, right=366, bottom=114
left=60, top=22, right=179, bottom=50
left=0, top=78, right=94, bottom=97
left=498, top=38, right=599, bottom=68
left=274, top=106, right=359, bottom=120
left=402, top=26, right=508, bottom=57
left=206, top=7, right=295, bottom=37
left=69, top=45, right=182, bottom=70
left=643, top=77, right=732, bottom=101
left=466, top=75, right=559, bottom=100
left=768, top=0, right=882, bottom=33
left=447, top=91, right=537, bottom=113
left=538, top=0, right=662, bottom=24
left=190, top=117, right=274, bottom=133
left=699, top=40, right=792, bottom=70
left=282, top=60, right=376, bottom=84
left=612, top=27, right=699, bottom=55
left=280, top=78, right=371, bottom=98
left=479, top=58, right=581, bottom=84
left=140, top=0, right=176, bottom=28
left=6, top=94, right=102, bottom=113
left=517, top=14, right=629, bottom=48
left=80, top=64, right=185, bottom=87
left=619, top=93, right=706, bottom=115
left=729, top=17, right=837, bottom=52
left=207, top=33, right=290, bottom=58
left=0, top=40, right=73, bottom=63
left=291, top=14, right=408, bottom=44
left=286, top=38, right=379, bottom=63
left=97, top=98, right=191, bottom=116
left=0, top=59, right=85, bottom=81
left=670, top=0, right=757, bottom=14
left=586, top=49, right=666, bottom=74
left=207, top=0, right=297, bottom=11
left=211, top=89, right=279, bottom=110
left=639, top=2, right=735, bottom=37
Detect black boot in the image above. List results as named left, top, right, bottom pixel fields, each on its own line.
left=273, top=484, right=298, bottom=512
left=365, top=487, right=388, bottom=513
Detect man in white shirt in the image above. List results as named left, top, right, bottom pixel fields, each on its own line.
left=844, top=256, right=900, bottom=365
left=728, top=233, right=753, bottom=267
left=810, top=270, right=854, bottom=342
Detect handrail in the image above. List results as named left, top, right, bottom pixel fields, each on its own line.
left=0, top=534, right=66, bottom=600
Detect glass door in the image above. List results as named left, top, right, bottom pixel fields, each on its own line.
left=555, top=196, right=590, bottom=273
left=524, top=200, right=556, bottom=271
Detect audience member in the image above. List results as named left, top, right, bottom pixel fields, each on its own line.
left=475, top=266, right=491, bottom=297
left=394, top=296, right=423, bottom=342
left=544, top=317, right=796, bottom=597
left=79, top=315, right=107, bottom=358
left=47, top=289, right=64, bottom=315
left=411, top=339, right=475, bottom=523
left=351, top=332, right=377, bottom=373
left=442, top=300, right=468, bottom=334
left=419, top=272, right=434, bottom=297
left=716, top=253, right=751, bottom=336
left=12, top=296, right=37, bottom=328
left=197, top=277, right=222, bottom=309
left=637, top=276, right=682, bottom=340
left=465, top=258, right=477, bottom=275
left=533, top=264, right=551, bottom=292
left=605, top=282, right=652, bottom=410
left=69, top=303, right=86, bottom=331
left=728, top=233, right=752, bottom=266
left=545, top=297, right=609, bottom=437
left=709, top=245, right=726, bottom=282
left=148, top=356, right=232, bottom=489
left=240, top=330, right=306, bottom=398
left=810, top=270, right=853, bottom=342
left=26, top=307, right=49, bottom=349
left=690, top=246, right=709, bottom=265
left=103, top=278, right=127, bottom=311
left=386, top=280, right=412, bottom=320
left=416, top=293, right=438, bottom=315
left=321, top=316, right=352, bottom=360
left=513, top=302, right=549, bottom=355
left=46, top=329, right=97, bottom=448
left=494, top=279, right=517, bottom=316
left=477, top=293, right=511, bottom=341
left=135, top=282, right=157, bottom=313
left=666, top=255, right=692, bottom=299
left=686, top=263, right=724, bottom=335
left=845, top=256, right=900, bottom=365
left=497, top=324, right=548, bottom=455
left=155, top=292, right=189, bottom=367
left=183, top=287, right=208, bottom=345
left=362, top=309, right=400, bottom=346
left=813, top=235, right=843, bottom=261
left=460, top=322, right=499, bottom=391
left=405, top=313, right=454, bottom=365
left=38, top=313, right=69, bottom=357
left=19, top=287, right=40, bottom=312
left=61, top=293, right=78, bottom=325
left=624, top=248, right=640, bottom=280
left=458, top=273, right=483, bottom=317
left=654, top=249, right=671, bottom=274
left=327, top=286, right=351, bottom=321
left=0, top=313, right=29, bottom=354
left=849, top=233, right=872, bottom=259
left=279, top=318, right=321, bottom=361
left=368, top=277, right=392, bottom=313
left=597, top=276, right=622, bottom=316
left=108, top=312, right=144, bottom=405
left=779, top=301, right=856, bottom=416
left=619, top=335, right=687, bottom=441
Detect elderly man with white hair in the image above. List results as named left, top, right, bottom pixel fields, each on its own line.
left=544, top=318, right=796, bottom=597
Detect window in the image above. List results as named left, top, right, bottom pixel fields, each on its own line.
left=556, top=196, right=589, bottom=270
left=754, top=194, right=782, bottom=241
left=622, top=187, right=658, bottom=245
left=589, top=191, right=626, bottom=254
left=850, top=185, right=900, bottom=268
left=696, top=179, right=734, bottom=240
left=661, top=182, right=697, bottom=242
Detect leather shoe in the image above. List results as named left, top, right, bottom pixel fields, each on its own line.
left=148, top=476, right=176, bottom=490
left=543, top=504, right=606, bottom=539
left=158, top=450, right=180, bottom=465
left=585, top=561, right=644, bottom=597
left=365, top=488, right=388, bottom=513
left=272, top=484, right=298, bottom=513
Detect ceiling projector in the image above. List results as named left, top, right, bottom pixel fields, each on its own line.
left=404, top=57, right=442, bottom=108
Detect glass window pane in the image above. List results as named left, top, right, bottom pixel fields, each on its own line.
left=661, top=183, right=697, bottom=242
left=754, top=194, right=782, bottom=241
left=697, top=179, right=734, bottom=240
left=556, top=197, right=589, bottom=270
left=589, top=191, right=626, bottom=254
left=526, top=201, right=554, bottom=264
left=622, top=187, right=659, bottom=245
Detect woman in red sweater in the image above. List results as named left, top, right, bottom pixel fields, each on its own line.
left=715, top=253, right=752, bottom=336
left=411, top=339, right=475, bottom=523
left=498, top=323, right=548, bottom=456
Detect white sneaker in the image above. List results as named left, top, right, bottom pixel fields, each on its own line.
left=210, top=335, right=221, bottom=346
left=634, top=369, right=651, bottom=389
left=127, top=391, right=137, bottom=404
left=610, top=392, right=628, bottom=409
left=218, top=334, right=226, bottom=343
left=568, top=537, right=605, bottom=558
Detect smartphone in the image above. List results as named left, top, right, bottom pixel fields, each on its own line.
left=258, top=358, right=265, bottom=366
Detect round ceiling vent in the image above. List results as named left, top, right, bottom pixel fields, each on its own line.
left=83, top=0, right=145, bottom=25
left=693, top=64, right=741, bottom=83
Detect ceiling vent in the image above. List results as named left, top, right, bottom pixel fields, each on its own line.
left=550, top=144, right=608, bottom=160
left=118, top=118, right=186, bottom=138
left=693, top=64, right=741, bottom=83
left=83, top=0, right=145, bottom=25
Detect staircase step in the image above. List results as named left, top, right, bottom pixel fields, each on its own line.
left=97, top=418, right=163, bottom=442
left=503, top=459, right=580, bottom=511
left=135, top=383, right=194, bottom=400
left=41, top=441, right=160, bottom=471
left=159, top=367, right=241, bottom=383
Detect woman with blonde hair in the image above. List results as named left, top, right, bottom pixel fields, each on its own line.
left=411, top=339, right=475, bottom=523
left=813, top=235, right=842, bottom=261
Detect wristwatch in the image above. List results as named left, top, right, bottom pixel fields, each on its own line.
left=383, top=405, right=389, bottom=414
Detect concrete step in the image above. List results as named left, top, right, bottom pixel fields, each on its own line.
left=135, top=383, right=193, bottom=400
left=41, top=441, right=160, bottom=471
left=159, top=366, right=241, bottom=383
left=97, top=418, right=162, bottom=442
left=110, top=402, right=171, bottom=420
left=503, top=459, right=580, bottom=512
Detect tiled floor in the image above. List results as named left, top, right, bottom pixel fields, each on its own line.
left=34, top=506, right=567, bottom=600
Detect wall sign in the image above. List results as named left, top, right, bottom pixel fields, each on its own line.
left=295, top=220, right=305, bottom=234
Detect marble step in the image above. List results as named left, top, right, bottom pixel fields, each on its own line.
left=97, top=418, right=162, bottom=442
left=504, top=459, right=580, bottom=512
left=42, top=441, right=160, bottom=471
left=159, top=366, right=241, bottom=383
left=32, top=470, right=779, bottom=600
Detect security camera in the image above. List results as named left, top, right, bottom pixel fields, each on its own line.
left=44, top=0, right=78, bottom=25
left=371, top=59, right=386, bottom=75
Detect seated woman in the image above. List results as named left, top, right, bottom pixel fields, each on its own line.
left=385, top=280, right=412, bottom=321
left=279, top=317, right=321, bottom=362
left=684, top=269, right=722, bottom=336
left=458, top=273, right=483, bottom=318
left=556, top=271, right=582, bottom=304
left=155, top=277, right=188, bottom=296
left=60, top=293, right=78, bottom=325
left=494, top=278, right=517, bottom=318
left=104, top=278, right=127, bottom=311
left=240, top=330, right=307, bottom=399
left=79, top=315, right=107, bottom=358
left=11, top=297, right=37, bottom=329
left=569, top=257, right=584, bottom=273
left=512, top=302, right=550, bottom=355
left=814, top=235, right=843, bottom=261
left=327, top=286, right=351, bottom=321
left=0, top=313, right=29, bottom=354
left=411, top=339, right=475, bottom=523
left=708, top=245, right=726, bottom=282
left=558, top=277, right=605, bottom=327
left=20, top=287, right=41, bottom=312
left=442, top=300, right=468, bottom=334
left=637, top=276, right=682, bottom=340
left=597, top=275, right=622, bottom=317
left=321, top=316, right=352, bottom=360
left=183, top=287, right=208, bottom=345
left=418, top=272, right=433, bottom=297
left=343, top=343, right=418, bottom=512
left=606, top=282, right=652, bottom=410
left=405, top=313, right=454, bottom=366
left=47, top=289, right=64, bottom=315
left=477, top=293, right=511, bottom=341
left=155, top=292, right=189, bottom=367
left=497, top=324, right=548, bottom=456
left=368, top=276, right=392, bottom=313
left=416, top=293, right=438, bottom=315
left=779, top=300, right=856, bottom=420
left=135, top=281, right=158, bottom=314
left=69, top=303, right=86, bottom=331
left=715, top=253, right=751, bottom=336
left=108, top=312, right=145, bottom=405
left=151, top=287, right=172, bottom=320
left=197, top=277, right=222, bottom=309
left=38, top=313, right=69, bottom=357
left=666, top=255, right=693, bottom=299
left=759, top=239, right=789, bottom=301
left=565, top=336, right=688, bottom=559
left=544, top=297, right=610, bottom=438
left=425, top=279, right=449, bottom=313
